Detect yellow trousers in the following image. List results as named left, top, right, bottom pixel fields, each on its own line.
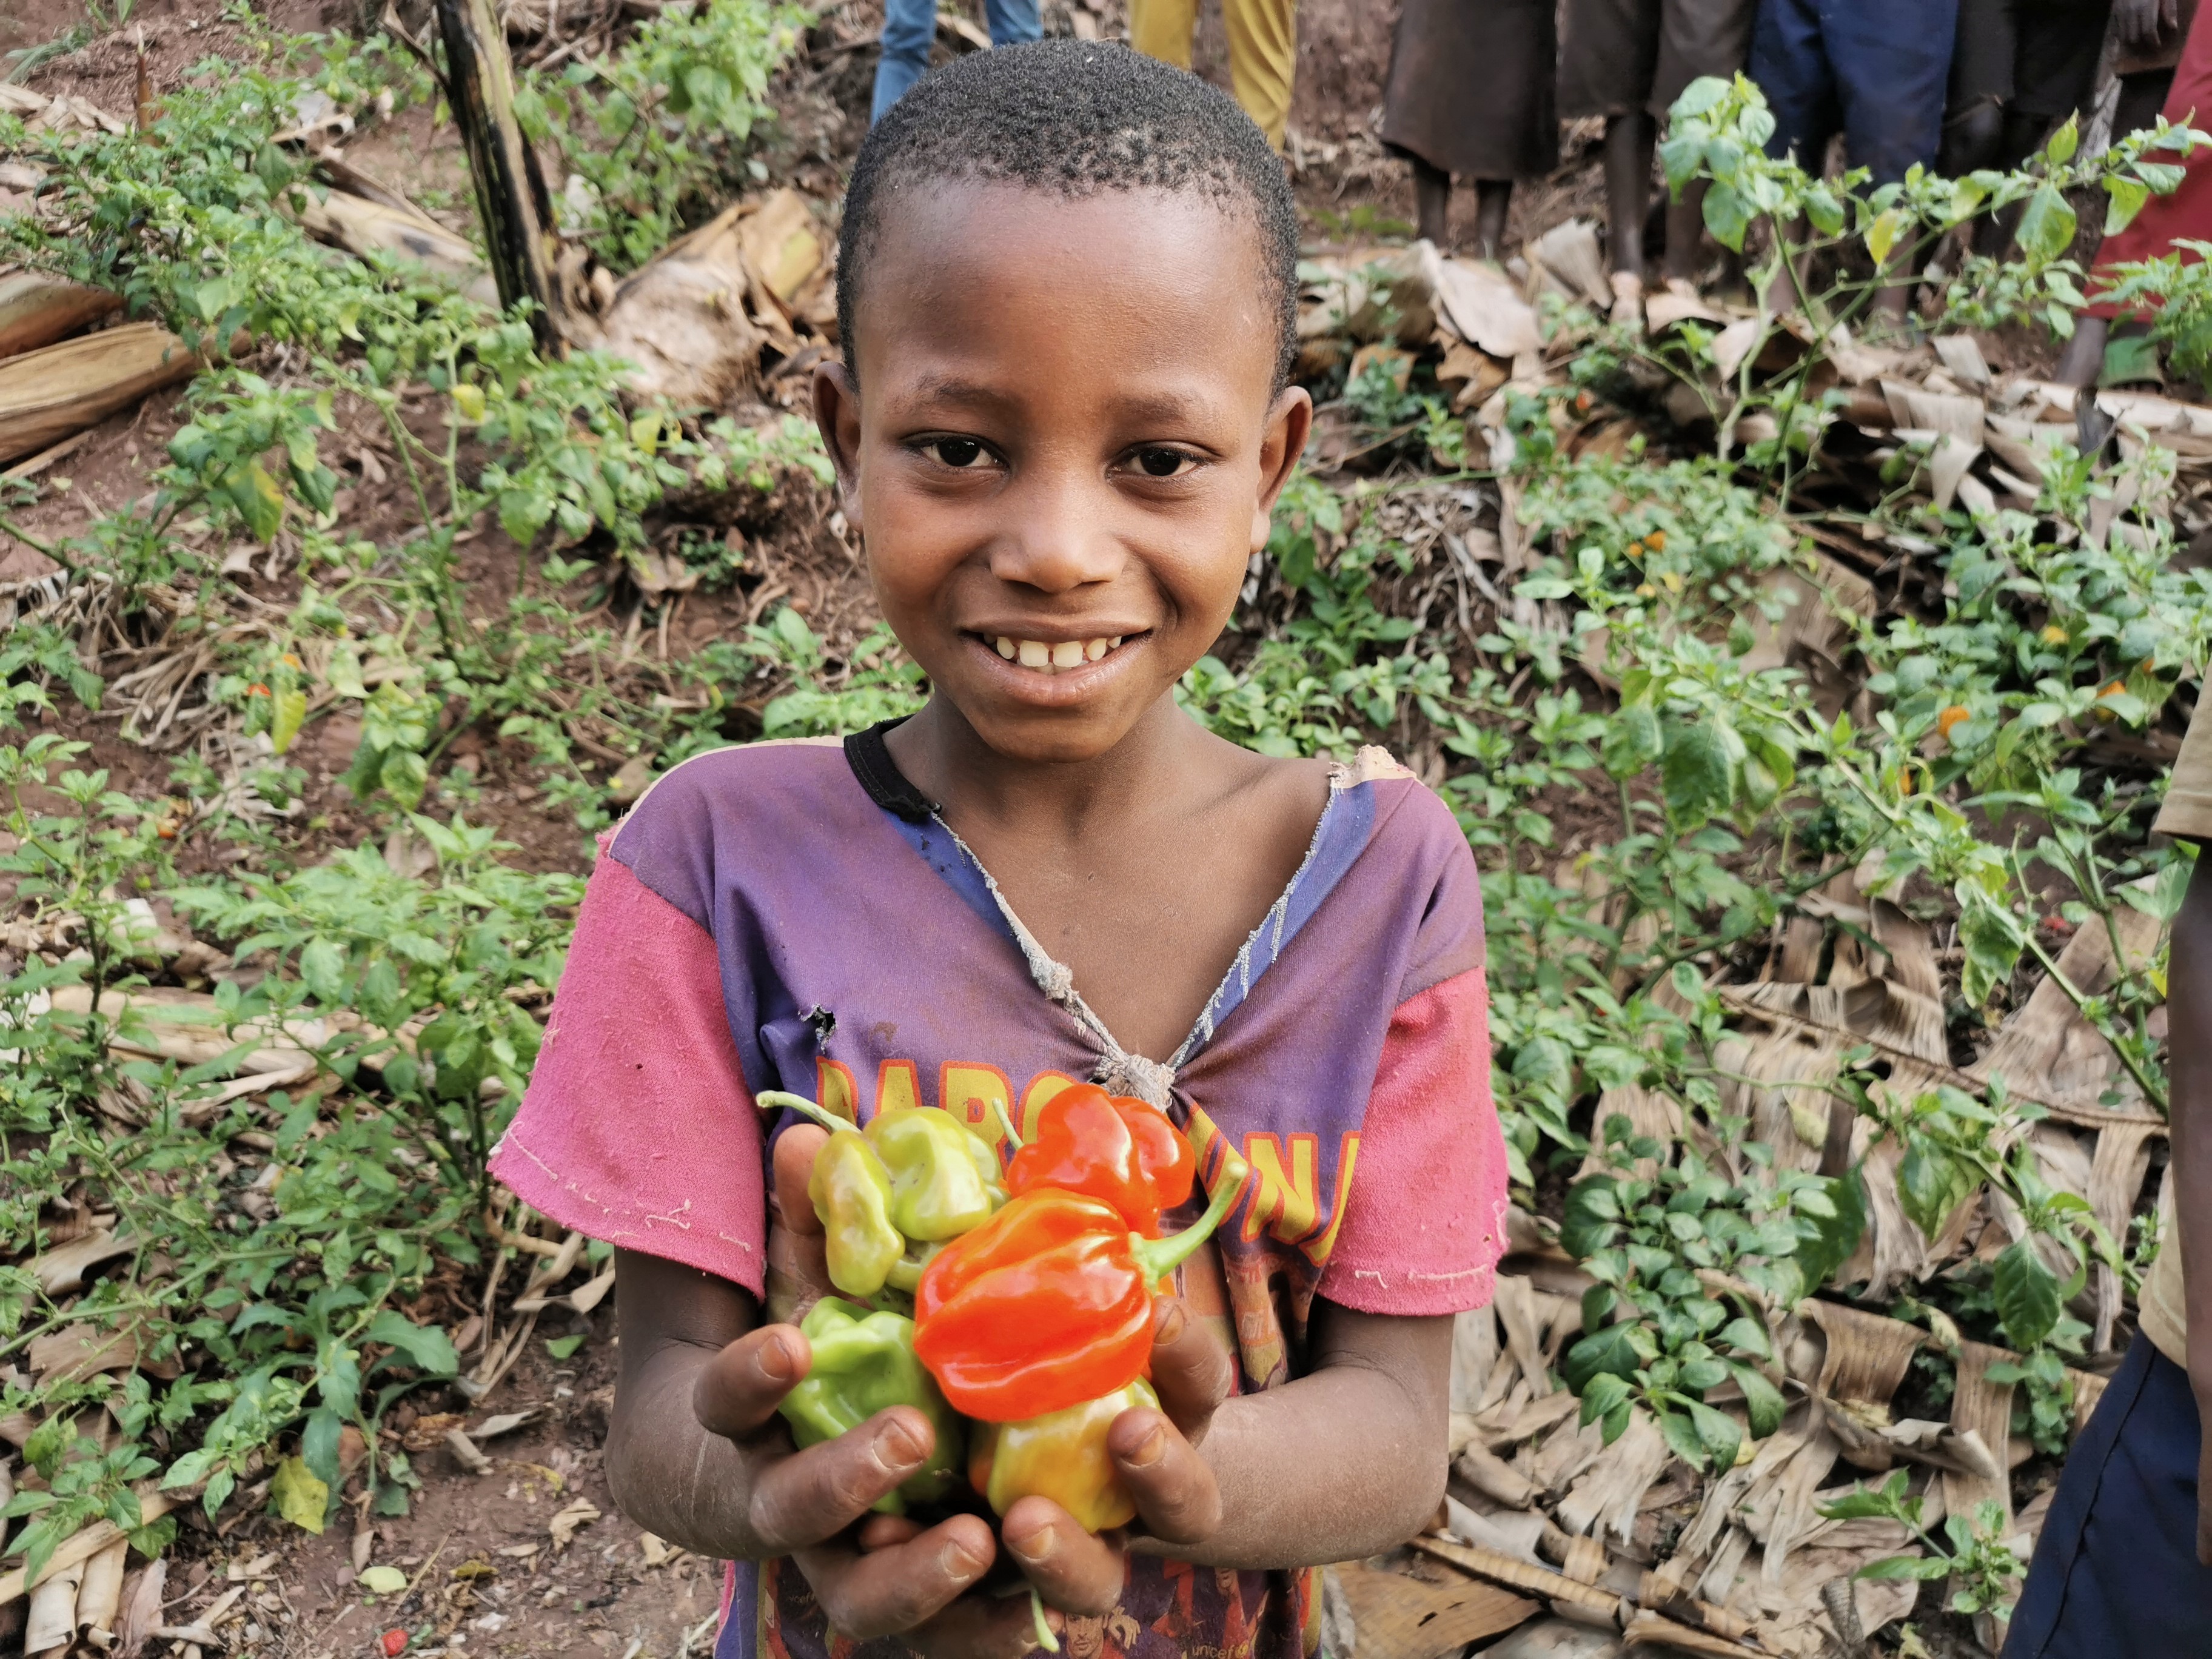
left=1128, top=0, right=1296, bottom=150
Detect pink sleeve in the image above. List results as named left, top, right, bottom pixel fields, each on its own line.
left=1320, top=968, right=1509, bottom=1315
left=489, top=854, right=766, bottom=1297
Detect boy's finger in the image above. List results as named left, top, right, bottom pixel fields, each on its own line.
left=796, top=1512, right=997, bottom=1640
left=859, top=1513, right=926, bottom=1552
left=775, top=1124, right=830, bottom=1236
left=694, top=1324, right=811, bottom=1440
left=999, top=1496, right=1128, bottom=1618
left=750, top=1405, right=939, bottom=1552
left=1145, top=1299, right=1233, bottom=1443
left=1105, top=1407, right=1222, bottom=1546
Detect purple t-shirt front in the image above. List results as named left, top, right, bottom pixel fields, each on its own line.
left=491, top=728, right=1509, bottom=1659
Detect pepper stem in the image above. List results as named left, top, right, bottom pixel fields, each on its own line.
left=991, top=1097, right=1025, bottom=1150
left=757, top=1089, right=855, bottom=1134
left=1030, top=1588, right=1059, bottom=1654
left=1129, top=1148, right=1250, bottom=1287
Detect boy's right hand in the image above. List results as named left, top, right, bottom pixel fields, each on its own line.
left=692, top=1324, right=1050, bottom=1657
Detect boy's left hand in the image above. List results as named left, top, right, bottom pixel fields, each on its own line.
left=850, top=1291, right=1238, bottom=1630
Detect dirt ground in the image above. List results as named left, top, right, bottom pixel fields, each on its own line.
left=0, top=1, right=1621, bottom=1651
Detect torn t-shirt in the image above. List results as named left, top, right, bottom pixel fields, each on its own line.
left=491, top=722, right=1510, bottom=1659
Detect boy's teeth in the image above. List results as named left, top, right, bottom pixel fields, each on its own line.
left=994, top=636, right=1127, bottom=673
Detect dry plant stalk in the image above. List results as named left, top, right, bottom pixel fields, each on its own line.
left=0, top=323, right=199, bottom=466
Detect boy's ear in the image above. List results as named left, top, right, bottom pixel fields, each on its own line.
left=811, top=360, right=866, bottom=529
left=1249, top=386, right=1314, bottom=554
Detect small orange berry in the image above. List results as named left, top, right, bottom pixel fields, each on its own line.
left=2039, top=624, right=2068, bottom=646
left=1644, top=530, right=1666, bottom=552
left=1937, top=705, right=1971, bottom=740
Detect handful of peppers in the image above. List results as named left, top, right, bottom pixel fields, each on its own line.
left=756, top=1083, right=1249, bottom=1643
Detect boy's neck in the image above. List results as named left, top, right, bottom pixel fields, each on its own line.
left=885, top=694, right=1214, bottom=841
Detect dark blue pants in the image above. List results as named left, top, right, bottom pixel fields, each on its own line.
left=2005, top=1335, right=2212, bottom=1657
left=1747, top=0, right=1958, bottom=184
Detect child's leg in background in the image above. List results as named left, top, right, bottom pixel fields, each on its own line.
left=1748, top=0, right=1843, bottom=172
left=872, top=0, right=941, bottom=121
left=1221, top=0, right=1296, bottom=150
left=2003, top=1335, right=2212, bottom=1657
left=1128, top=0, right=1198, bottom=72
left=982, top=0, right=1043, bottom=50
left=1820, top=0, right=1958, bottom=183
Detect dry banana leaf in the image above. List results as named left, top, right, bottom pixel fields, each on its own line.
left=0, top=272, right=122, bottom=361
left=290, top=189, right=498, bottom=307
left=1332, top=1564, right=1538, bottom=1659
left=1409, top=1533, right=1624, bottom=1623
left=74, top=1538, right=127, bottom=1647
left=1943, top=1342, right=2016, bottom=1527
left=1968, top=900, right=2163, bottom=1120
left=0, top=1489, right=176, bottom=1602
left=0, top=323, right=198, bottom=466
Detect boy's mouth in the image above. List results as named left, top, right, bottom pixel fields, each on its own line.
left=982, top=634, right=1129, bottom=674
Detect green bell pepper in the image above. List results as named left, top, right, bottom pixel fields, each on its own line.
left=779, top=1298, right=964, bottom=1514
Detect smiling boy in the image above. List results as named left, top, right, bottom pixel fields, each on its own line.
left=490, top=41, right=1509, bottom=1659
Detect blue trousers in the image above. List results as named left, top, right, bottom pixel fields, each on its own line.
left=872, top=0, right=1043, bottom=122
left=1747, top=0, right=1957, bottom=185
left=2004, top=1335, right=2212, bottom=1658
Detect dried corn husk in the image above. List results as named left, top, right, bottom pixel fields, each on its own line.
left=0, top=273, right=122, bottom=362
left=0, top=323, right=199, bottom=466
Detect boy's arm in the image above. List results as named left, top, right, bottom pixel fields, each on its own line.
left=2165, top=858, right=2212, bottom=1564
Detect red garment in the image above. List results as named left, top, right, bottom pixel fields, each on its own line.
left=2091, top=0, right=2212, bottom=315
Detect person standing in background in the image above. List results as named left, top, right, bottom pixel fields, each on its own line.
left=1747, top=0, right=1960, bottom=322
left=2116, top=0, right=2202, bottom=134
left=1130, top=0, right=1296, bottom=149
left=1381, top=0, right=1557, bottom=261
left=1557, top=0, right=1757, bottom=320
left=2055, top=0, right=2212, bottom=383
left=1941, top=0, right=2114, bottom=247
left=873, top=0, right=1041, bottom=123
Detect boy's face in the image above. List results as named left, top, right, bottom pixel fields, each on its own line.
left=816, top=183, right=1310, bottom=765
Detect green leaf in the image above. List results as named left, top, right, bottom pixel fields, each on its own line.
left=1897, top=1142, right=1977, bottom=1241
left=228, top=459, right=287, bottom=543
left=360, top=1564, right=409, bottom=1595
left=2045, top=115, right=2080, bottom=166
left=2105, top=175, right=2152, bottom=236
left=1703, top=183, right=1752, bottom=252
left=1563, top=1319, right=1656, bottom=1392
left=1655, top=1404, right=1709, bottom=1469
left=1992, top=1238, right=2064, bottom=1350
left=300, top=937, right=347, bottom=1004
left=270, top=687, right=308, bottom=756
left=1857, top=1555, right=1953, bottom=1581
left=272, top=1455, right=330, bottom=1535
left=1686, top=1399, right=1743, bottom=1473
left=2014, top=183, right=2079, bottom=265
left=546, top=1333, right=585, bottom=1360
left=1729, top=1362, right=1786, bottom=1438
left=1661, top=718, right=1744, bottom=828
left=1794, top=1170, right=1867, bottom=1290
left=365, top=1312, right=459, bottom=1376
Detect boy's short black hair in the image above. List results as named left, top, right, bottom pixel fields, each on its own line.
left=837, top=40, right=1299, bottom=390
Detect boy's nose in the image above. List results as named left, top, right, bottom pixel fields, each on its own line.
left=985, top=467, right=1124, bottom=594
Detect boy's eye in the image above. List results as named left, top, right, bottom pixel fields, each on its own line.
left=925, top=437, right=990, bottom=469
left=1132, top=447, right=1195, bottom=478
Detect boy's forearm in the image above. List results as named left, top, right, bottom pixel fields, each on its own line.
left=605, top=1336, right=766, bottom=1560
left=1142, top=1307, right=1452, bottom=1570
